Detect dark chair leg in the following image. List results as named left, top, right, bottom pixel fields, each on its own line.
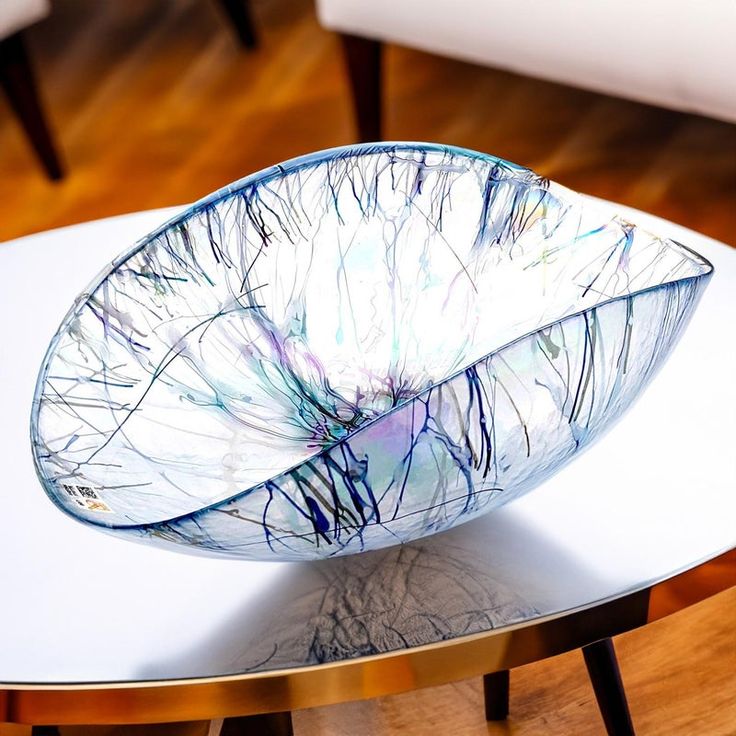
left=0, top=31, right=64, bottom=180
left=339, top=33, right=382, bottom=142
left=220, top=711, right=293, bottom=736
left=583, top=638, right=636, bottom=736
left=483, top=668, right=510, bottom=721
left=216, top=0, right=258, bottom=49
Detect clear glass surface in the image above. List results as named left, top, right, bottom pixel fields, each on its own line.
left=31, top=143, right=712, bottom=560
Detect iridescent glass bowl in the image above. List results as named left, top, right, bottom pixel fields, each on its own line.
left=31, top=143, right=713, bottom=560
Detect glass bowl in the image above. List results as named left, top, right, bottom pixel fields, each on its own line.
left=31, top=143, right=713, bottom=560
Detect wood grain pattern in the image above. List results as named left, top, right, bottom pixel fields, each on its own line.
left=0, top=0, right=734, bottom=245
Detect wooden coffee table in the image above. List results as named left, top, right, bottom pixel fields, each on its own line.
left=1, top=201, right=733, bottom=735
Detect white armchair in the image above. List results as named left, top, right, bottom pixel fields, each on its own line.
left=0, top=0, right=63, bottom=179
left=317, top=0, right=736, bottom=140
left=1, top=0, right=49, bottom=38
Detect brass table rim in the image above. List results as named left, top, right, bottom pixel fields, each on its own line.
left=1, top=548, right=732, bottom=726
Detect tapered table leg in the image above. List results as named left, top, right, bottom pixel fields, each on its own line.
left=483, top=668, right=510, bottom=721
left=216, top=0, right=257, bottom=49
left=220, top=711, right=293, bottom=736
left=583, top=638, right=636, bottom=736
left=339, top=33, right=382, bottom=142
left=0, top=32, right=64, bottom=180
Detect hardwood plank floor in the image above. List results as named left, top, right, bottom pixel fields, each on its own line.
left=1, top=0, right=734, bottom=244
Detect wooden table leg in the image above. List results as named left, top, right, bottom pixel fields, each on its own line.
left=219, top=712, right=293, bottom=736
left=339, top=33, right=382, bottom=142
left=215, top=0, right=257, bottom=49
left=0, top=32, right=64, bottom=180
left=483, top=669, right=510, bottom=721
left=583, top=638, right=636, bottom=736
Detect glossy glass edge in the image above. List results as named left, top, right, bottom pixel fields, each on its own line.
left=28, top=142, right=715, bottom=531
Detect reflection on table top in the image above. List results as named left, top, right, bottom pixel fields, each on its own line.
left=0, top=201, right=734, bottom=686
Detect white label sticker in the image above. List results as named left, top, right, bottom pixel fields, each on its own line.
left=60, top=484, right=114, bottom=513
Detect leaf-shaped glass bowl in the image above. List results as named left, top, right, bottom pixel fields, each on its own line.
left=31, top=143, right=712, bottom=560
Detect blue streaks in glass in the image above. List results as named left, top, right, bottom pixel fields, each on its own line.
left=31, top=143, right=712, bottom=560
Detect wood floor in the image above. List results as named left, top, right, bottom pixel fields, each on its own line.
left=0, top=0, right=734, bottom=244
left=0, top=0, right=734, bottom=733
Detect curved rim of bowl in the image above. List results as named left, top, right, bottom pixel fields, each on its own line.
left=30, top=141, right=715, bottom=532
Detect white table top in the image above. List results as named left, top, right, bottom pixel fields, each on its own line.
left=1, top=202, right=734, bottom=685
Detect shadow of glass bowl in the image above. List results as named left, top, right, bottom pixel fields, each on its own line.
left=31, top=143, right=713, bottom=560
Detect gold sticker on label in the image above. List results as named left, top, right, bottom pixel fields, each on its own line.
left=60, top=483, right=113, bottom=513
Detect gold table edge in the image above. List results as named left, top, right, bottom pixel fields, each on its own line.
left=2, top=551, right=733, bottom=725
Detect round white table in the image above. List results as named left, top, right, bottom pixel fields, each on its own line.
left=0, top=201, right=734, bottom=732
